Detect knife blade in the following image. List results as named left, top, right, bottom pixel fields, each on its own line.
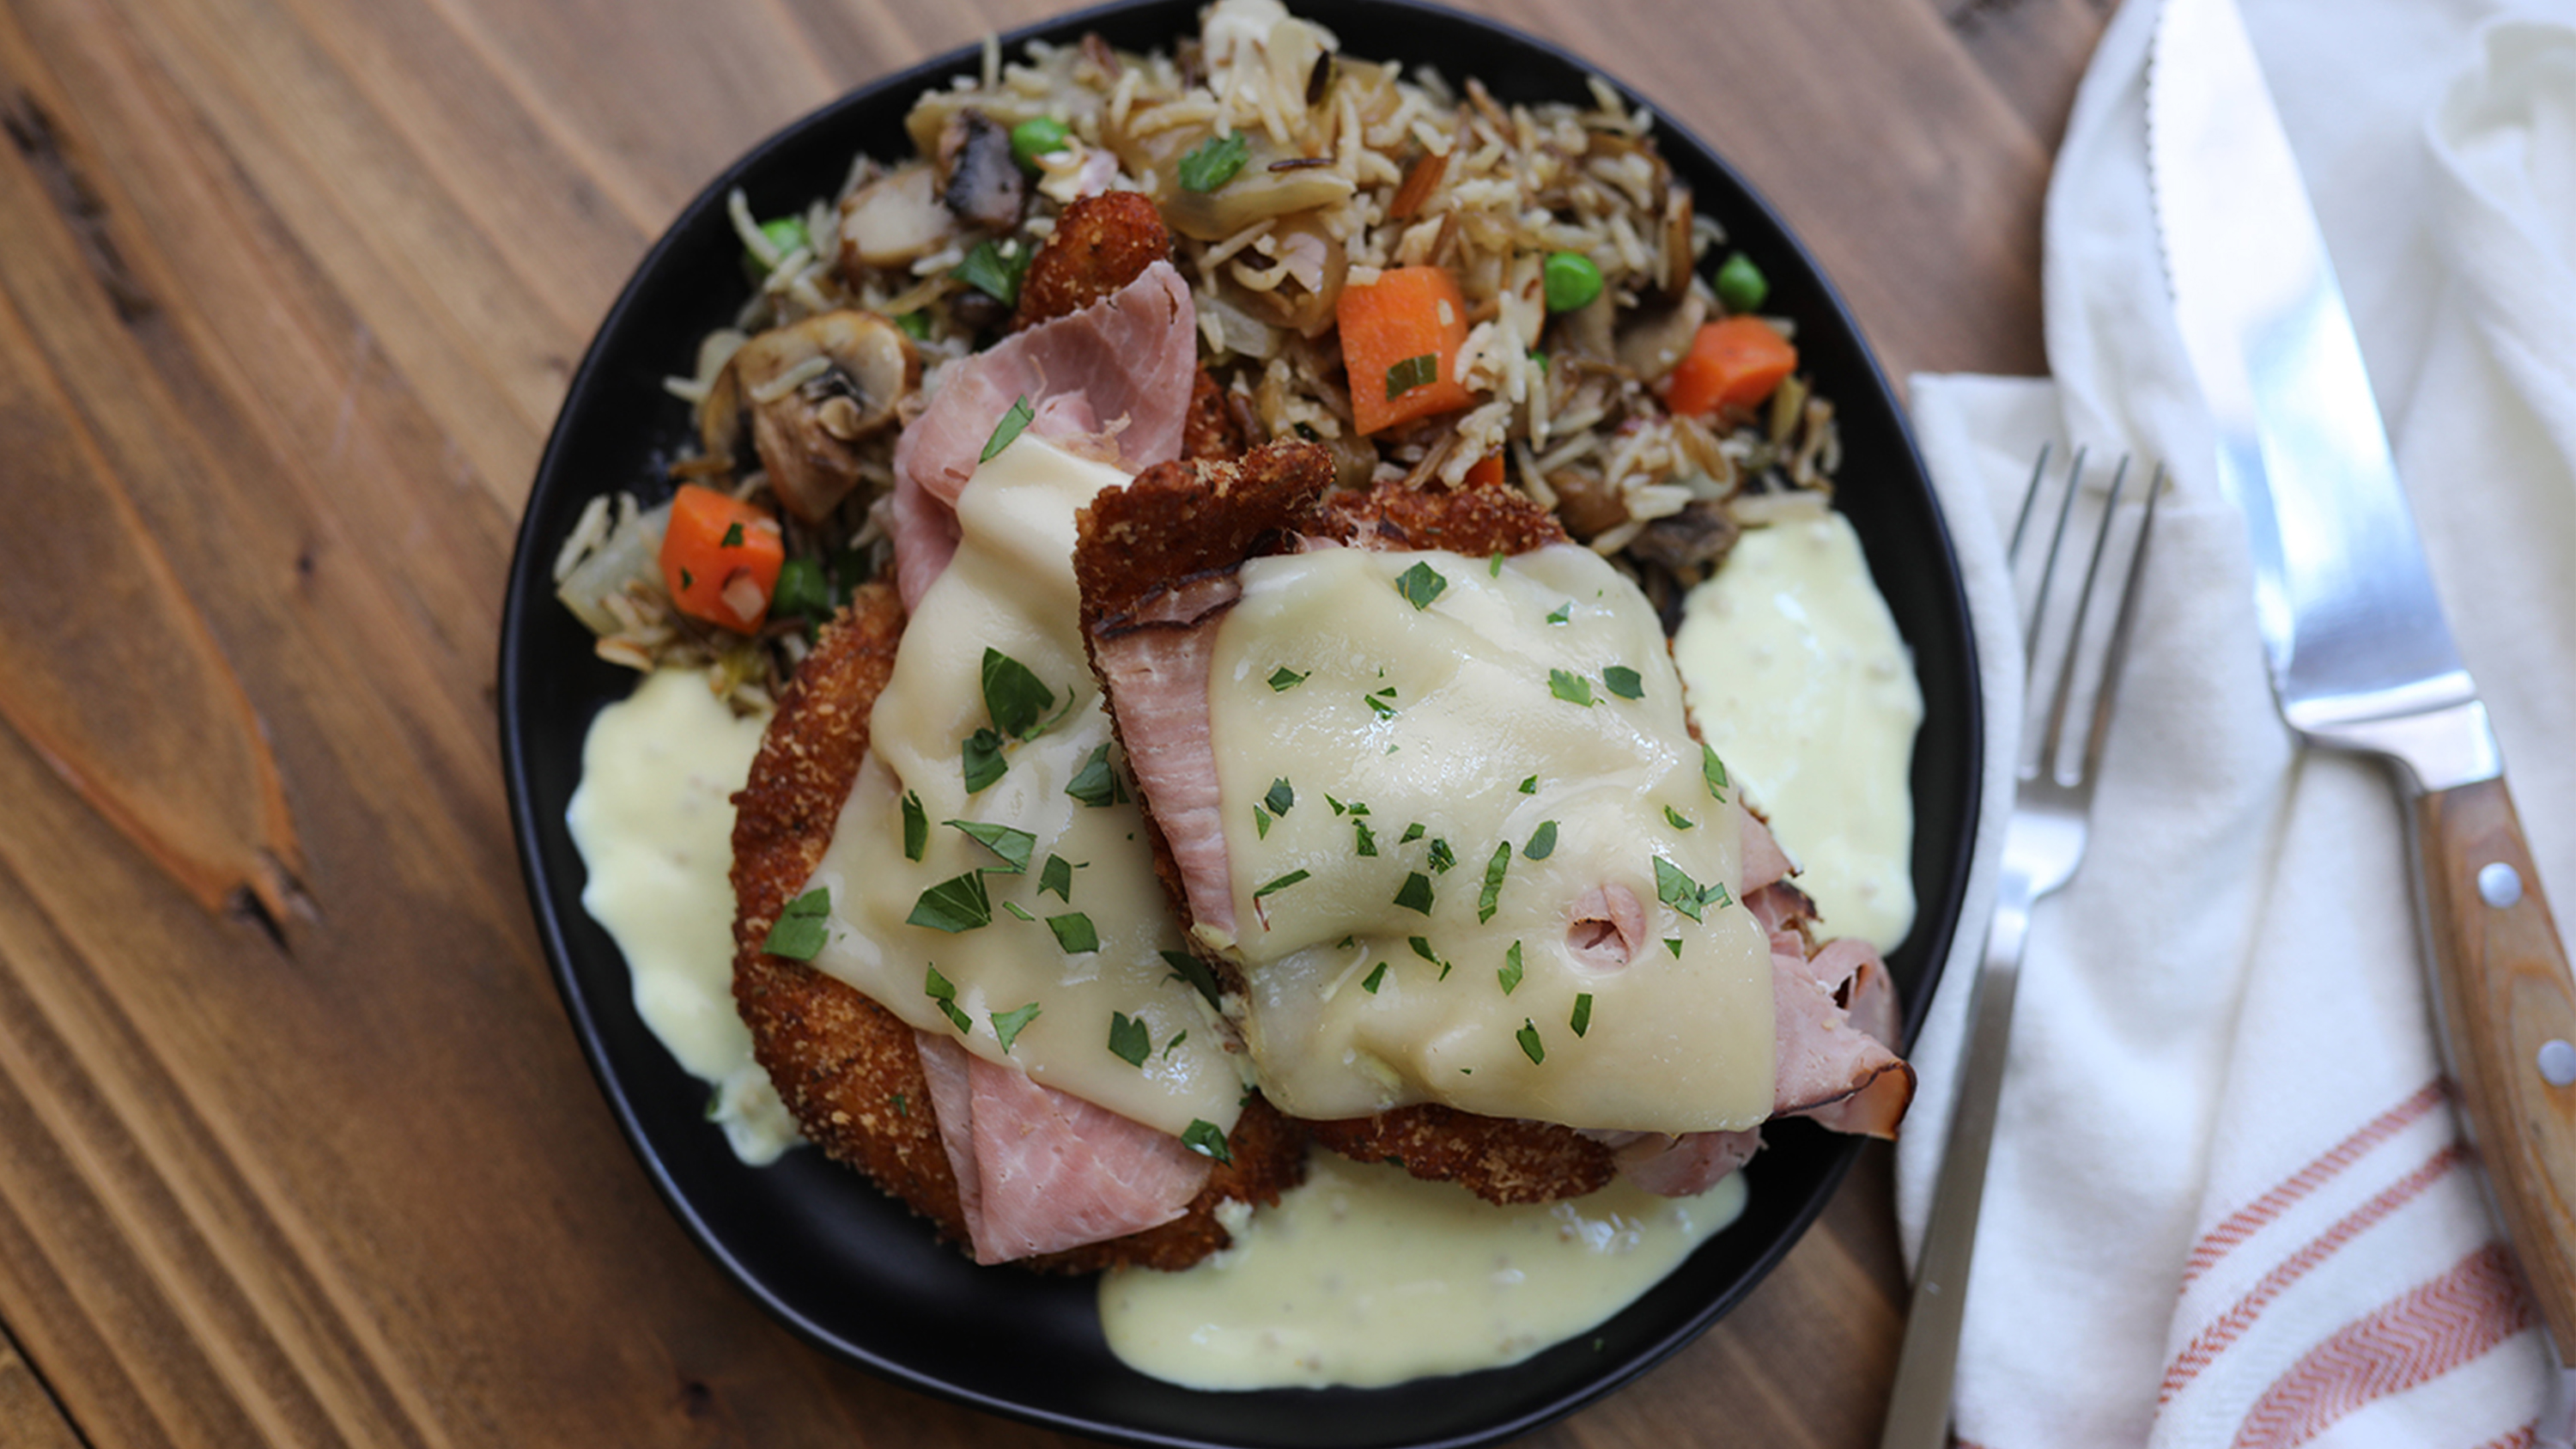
left=2147, top=0, right=2576, bottom=1412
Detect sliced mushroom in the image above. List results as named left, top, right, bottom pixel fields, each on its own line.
left=1615, top=290, right=1707, bottom=385
left=839, top=163, right=957, bottom=271
left=1160, top=133, right=1357, bottom=240
left=938, top=109, right=1026, bottom=232
left=703, top=311, right=920, bottom=522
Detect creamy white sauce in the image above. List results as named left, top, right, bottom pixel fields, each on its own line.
left=1100, top=1148, right=1748, bottom=1389
left=567, top=667, right=802, bottom=1164
left=1673, top=508, right=1923, bottom=949
left=1203, top=544, right=1774, bottom=1134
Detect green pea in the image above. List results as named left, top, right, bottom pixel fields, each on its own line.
left=744, top=216, right=811, bottom=280
left=1010, top=116, right=1072, bottom=172
left=1715, top=250, right=1769, bottom=313
left=762, top=216, right=810, bottom=257
left=1542, top=251, right=1605, bottom=313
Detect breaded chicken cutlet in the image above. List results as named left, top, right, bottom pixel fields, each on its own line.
left=723, top=193, right=1300, bottom=1272
left=1074, top=448, right=1637, bottom=1204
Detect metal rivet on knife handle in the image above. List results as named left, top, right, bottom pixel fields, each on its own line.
left=2417, top=776, right=2576, bottom=1366
left=2482, top=861, right=2525, bottom=909
left=2540, top=1040, right=2576, bottom=1090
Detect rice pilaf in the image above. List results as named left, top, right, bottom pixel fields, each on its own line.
left=554, top=0, right=1839, bottom=705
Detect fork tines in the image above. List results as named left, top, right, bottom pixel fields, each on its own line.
left=2010, top=446, right=2165, bottom=790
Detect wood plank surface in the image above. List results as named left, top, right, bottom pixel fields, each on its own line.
left=0, top=0, right=2108, bottom=1444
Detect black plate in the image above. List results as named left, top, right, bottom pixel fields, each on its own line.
left=499, top=3, right=1980, bottom=1445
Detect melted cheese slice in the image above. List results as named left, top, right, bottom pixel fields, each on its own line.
left=1202, top=545, right=1775, bottom=1134
left=799, top=436, right=1245, bottom=1138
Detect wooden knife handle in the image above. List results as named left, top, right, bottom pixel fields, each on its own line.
left=2418, top=775, right=2576, bottom=1365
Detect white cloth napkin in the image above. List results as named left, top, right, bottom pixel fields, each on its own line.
left=1896, top=0, right=2576, bottom=1444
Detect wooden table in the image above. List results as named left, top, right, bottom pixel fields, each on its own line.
left=0, top=0, right=2107, bottom=1442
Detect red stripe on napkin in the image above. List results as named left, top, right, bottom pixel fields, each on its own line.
left=2229, top=1243, right=2533, bottom=1449
left=2163, top=1142, right=2465, bottom=1400
left=2183, top=1081, right=2447, bottom=1288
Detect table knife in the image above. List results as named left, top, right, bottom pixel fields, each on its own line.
left=2148, top=0, right=2576, bottom=1431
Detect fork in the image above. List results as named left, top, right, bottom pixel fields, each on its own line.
left=1877, top=447, right=2164, bottom=1449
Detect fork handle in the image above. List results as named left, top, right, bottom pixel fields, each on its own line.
left=1877, top=872, right=2038, bottom=1449
left=2417, top=774, right=2576, bottom=1366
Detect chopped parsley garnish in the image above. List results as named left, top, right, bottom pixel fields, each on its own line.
left=1046, top=911, right=1099, bottom=953
left=1546, top=601, right=1571, bottom=624
left=1702, top=743, right=1730, bottom=799
left=1603, top=666, right=1644, bottom=700
left=1327, top=795, right=1348, bottom=816
left=1478, top=843, right=1510, bottom=922
left=1665, top=806, right=1696, bottom=831
left=1346, top=800, right=1371, bottom=816
left=1163, top=1031, right=1188, bottom=1060
left=1002, top=899, right=1036, bottom=921
left=1253, top=805, right=1271, bottom=838
left=1653, top=856, right=1732, bottom=922
left=955, top=241, right=1030, bottom=309
left=1426, top=837, right=1455, bottom=874
left=1548, top=668, right=1595, bottom=706
left=1400, top=822, right=1426, bottom=845
left=679, top=567, right=694, bottom=591
left=1518, top=775, right=1540, bottom=795
left=962, top=728, right=1006, bottom=793
left=1364, top=689, right=1399, bottom=719
left=981, top=648, right=1057, bottom=739
left=908, top=872, right=993, bottom=933
left=1525, top=820, right=1559, bottom=860
left=720, top=521, right=744, bottom=548
left=1384, top=352, right=1439, bottom=400
left=1516, top=1020, right=1546, bottom=1064
left=1039, top=854, right=1074, bottom=901
left=1066, top=741, right=1125, bottom=807
left=1666, top=936, right=1685, bottom=958
left=1160, top=948, right=1222, bottom=1008
left=1177, top=130, right=1250, bottom=192
left=991, top=1001, right=1042, bottom=1053
left=1268, top=666, right=1308, bottom=691
left=1393, top=561, right=1448, bottom=610
left=1409, top=936, right=1443, bottom=967
left=1264, top=778, right=1296, bottom=816
left=1362, top=961, right=1388, bottom=994
left=1498, top=940, right=1525, bottom=995
left=1108, top=1012, right=1151, bottom=1068
left=1394, top=872, right=1435, bottom=914
left=1182, top=1118, right=1235, bottom=1163
left=945, top=818, right=1034, bottom=873
left=762, top=887, right=831, bottom=960
left=1255, top=869, right=1311, bottom=898
left=924, top=964, right=972, bottom=1032
left=901, top=792, right=927, bottom=861
left=1354, top=819, right=1379, bottom=855
left=1571, top=993, right=1594, bottom=1038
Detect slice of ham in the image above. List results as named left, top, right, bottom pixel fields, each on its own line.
left=1771, top=933, right=1913, bottom=1137
left=914, top=1032, right=1212, bottom=1264
left=1087, top=574, right=1246, bottom=939
left=1593, top=1126, right=1765, bottom=1197
left=887, top=259, right=1196, bottom=608
left=1566, top=884, right=1647, bottom=971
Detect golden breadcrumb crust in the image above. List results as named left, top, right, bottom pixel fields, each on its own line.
left=729, top=581, right=1302, bottom=1272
